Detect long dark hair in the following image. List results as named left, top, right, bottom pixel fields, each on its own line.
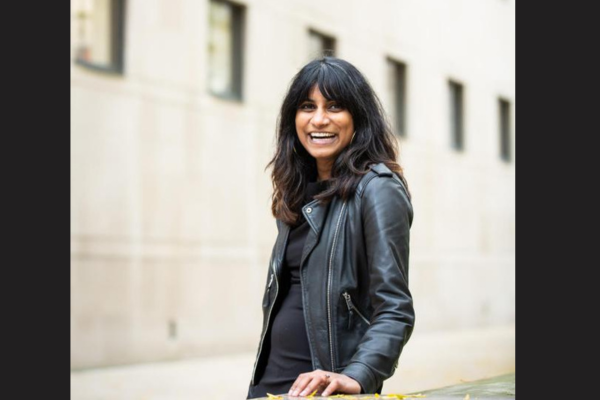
left=266, top=56, right=409, bottom=225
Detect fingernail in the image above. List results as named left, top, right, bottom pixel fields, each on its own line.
left=300, top=391, right=307, bottom=396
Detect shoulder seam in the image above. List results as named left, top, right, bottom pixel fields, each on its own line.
left=356, top=163, right=400, bottom=198
left=357, top=172, right=382, bottom=199
left=370, top=163, right=393, bottom=177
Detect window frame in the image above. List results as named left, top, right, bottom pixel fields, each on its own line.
left=308, top=29, right=336, bottom=58
left=448, top=79, right=465, bottom=151
left=74, top=0, right=126, bottom=75
left=499, top=97, right=512, bottom=162
left=387, top=57, right=408, bottom=138
left=207, top=0, right=246, bottom=102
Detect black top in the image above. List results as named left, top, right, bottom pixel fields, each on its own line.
left=249, top=179, right=329, bottom=399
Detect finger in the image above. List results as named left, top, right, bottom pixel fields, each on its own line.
left=289, top=373, right=312, bottom=397
left=321, top=378, right=340, bottom=397
left=298, top=375, right=326, bottom=397
left=287, top=375, right=302, bottom=396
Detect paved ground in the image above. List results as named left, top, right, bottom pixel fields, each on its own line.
left=418, top=373, right=515, bottom=399
left=71, top=325, right=514, bottom=400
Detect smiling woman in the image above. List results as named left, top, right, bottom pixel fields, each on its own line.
left=295, top=86, right=355, bottom=180
left=247, top=57, right=415, bottom=399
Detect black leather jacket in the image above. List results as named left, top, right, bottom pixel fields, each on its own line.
left=250, top=163, right=415, bottom=394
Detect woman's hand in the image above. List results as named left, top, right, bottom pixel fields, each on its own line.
left=288, top=369, right=361, bottom=397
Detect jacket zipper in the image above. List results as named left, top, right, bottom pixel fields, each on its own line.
left=251, top=264, right=279, bottom=385
left=342, top=291, right=371, bottom=327
left=327, top=201, right=347, bottom=372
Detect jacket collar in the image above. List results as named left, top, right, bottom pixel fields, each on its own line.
left=302, top=198, right=330, bottom=235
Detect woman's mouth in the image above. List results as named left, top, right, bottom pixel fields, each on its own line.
left=308, top=132, right=337, bottom=145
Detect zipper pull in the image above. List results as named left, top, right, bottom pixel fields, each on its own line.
left=342, top=292, right=353, bottom=310
left=342, top=292, right=354, bottom=329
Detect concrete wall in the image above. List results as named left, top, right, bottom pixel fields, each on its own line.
left=71, top=0, right=515, bottom=369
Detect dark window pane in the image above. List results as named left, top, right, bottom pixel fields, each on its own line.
left=449, top=80, right=465, bottom=151
left=387, top=58, right=408, bottom=137
left=499, top=98, right=511, bottom=162
left=308, top=30, right=336, bottom=58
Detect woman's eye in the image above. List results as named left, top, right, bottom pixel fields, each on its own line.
left=299, top=103, right=315, bottom=110
left=329, top=103, right=343, bottom=110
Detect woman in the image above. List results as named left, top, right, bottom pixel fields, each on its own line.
left=247, top=56, right=415, bottom=399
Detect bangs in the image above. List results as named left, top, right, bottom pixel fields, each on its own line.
left=294, top=62, right=359, bottom=111
left=316, top=64, right=355, bottom=105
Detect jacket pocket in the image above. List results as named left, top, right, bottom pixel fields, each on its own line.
left=342, top=291, right=370, bottom=329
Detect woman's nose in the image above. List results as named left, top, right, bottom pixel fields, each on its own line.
left=311, top=108, right=330, bottom=126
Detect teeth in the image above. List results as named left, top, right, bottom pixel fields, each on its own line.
left=310, top=132, right=336, bottom=138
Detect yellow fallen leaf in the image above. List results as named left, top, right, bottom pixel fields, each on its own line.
left=306, top=389, right=318, bottom=398
left=266, top=393, right=282, bottom=399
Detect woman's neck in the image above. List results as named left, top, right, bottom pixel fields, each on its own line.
left=316, top=159, right=333, bottom=181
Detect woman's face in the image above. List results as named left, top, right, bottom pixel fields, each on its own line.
left=295, top=85, right=354, bottom=170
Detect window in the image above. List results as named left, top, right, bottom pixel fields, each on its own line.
left=499, top=98, right=512, bottom=162
left=208, top=0, right=245, bottom=101
left=449, top=80, right=465, bottom=151
left=308, top=29, right=336, bottom=58
left=73, top=0, right=126, bottom=74
left=387, top=58, right=408, bottom=137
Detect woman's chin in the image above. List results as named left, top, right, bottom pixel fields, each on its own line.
left=307, top=149, right=338, bottom=163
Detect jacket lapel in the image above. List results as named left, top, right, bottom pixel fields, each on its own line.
left=299, top=199, right=331, bottom=268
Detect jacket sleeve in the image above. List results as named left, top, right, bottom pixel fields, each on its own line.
left=341, top=175, right=415, bottom=393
